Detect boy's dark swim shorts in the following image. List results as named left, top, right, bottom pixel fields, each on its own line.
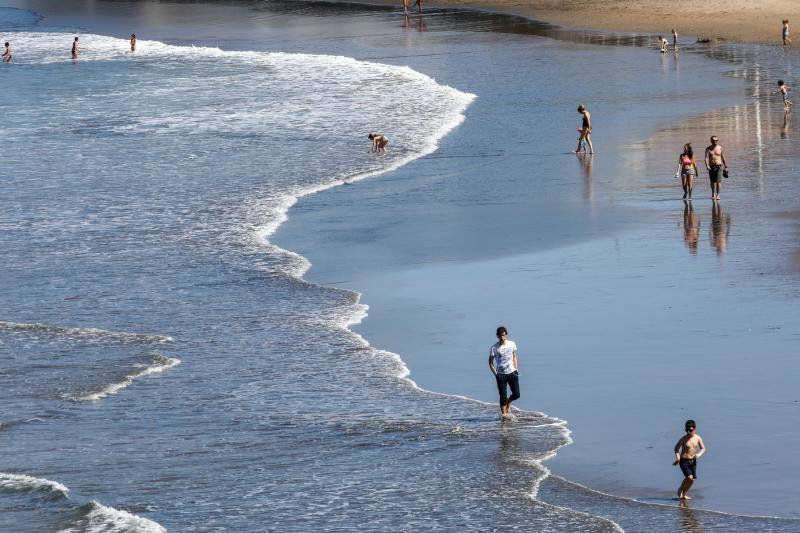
left=679, top=458, right=697, bottom=479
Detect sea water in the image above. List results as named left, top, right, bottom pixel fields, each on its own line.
left=1, top=3, right=799, bottom=531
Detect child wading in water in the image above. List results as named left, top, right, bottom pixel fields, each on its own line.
left=673, top=419, right=706, bottom=500
left=368, top=133, right=389, bottom=153
left=776, top=80, right=793, bottom=110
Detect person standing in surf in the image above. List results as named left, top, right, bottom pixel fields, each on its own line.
left=130, top=34, right=137, bottom=52
left=488, top=326, right=520, bottom=417
left=673, top=419, right=706, bottom=500
left=776, top=80, right=792, bottom=110
left=2, top=41, right=11, bottom=64
left=672, top=28, right=679, bottom=51
left=71, top=37, right=79, bottom=60
left=574, top=105, right=594, bottom=154
left=704, top=136, right=727, bottom=201
left=368, top=133, right=389, bottom=153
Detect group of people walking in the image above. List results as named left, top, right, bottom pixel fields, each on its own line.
left=1, top=33, right=138, bottom=64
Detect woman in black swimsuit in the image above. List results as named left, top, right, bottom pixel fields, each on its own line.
left=575, top=105, right=594, bottom=154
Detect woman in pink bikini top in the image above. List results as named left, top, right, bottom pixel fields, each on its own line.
left=676, top=143, right=698, bottom=200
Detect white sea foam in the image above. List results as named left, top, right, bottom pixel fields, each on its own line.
left=0, top=472, right=69, bottom=499
left=0, top=321, right=174, bottom=343
left=58, top=501, right=165, bottom=533
left=64, top=355, right=181, bottom=402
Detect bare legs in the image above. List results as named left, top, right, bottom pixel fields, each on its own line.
left=681, top=175, right=693, bottom=199
left=575, top=132, right=594, bottom=154
left=678, top=476, right=694, bottom=499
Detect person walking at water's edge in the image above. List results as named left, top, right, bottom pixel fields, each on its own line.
left=675, top=143, right=698, bottom=200
left=71, top=37, right=79, bottom=60
left=704, top=136, right=727, bottom=201
left=672, top=28, right=679, bottom=52
left=783, top=20, right=792, bottom=46
left=488, top=326, right=520, bottom=417
left=674, top=419, right=706, bottom=500
left=2, top=41, right=11, bottom=64
left=574, top=105, right=594, bottom=154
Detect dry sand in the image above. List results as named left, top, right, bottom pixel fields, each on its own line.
left=385, top=0, right=799, bottom=44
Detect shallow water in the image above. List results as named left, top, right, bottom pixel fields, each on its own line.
left=2, top=1, right=800, bottom=531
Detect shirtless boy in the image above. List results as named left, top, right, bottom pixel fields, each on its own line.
left=2, top=41, right=11, bottom=64
left=71, top=37, right=79, bottom=60
left=776, top=80, right=792, bottom=110
left=704, top=136, right=728, bottom=201
left=673, top=419, right=706, bottom=500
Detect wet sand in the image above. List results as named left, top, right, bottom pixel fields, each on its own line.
left=275, top=5, right=800, bottom=521
left=341, top=0, right=799, bottom=44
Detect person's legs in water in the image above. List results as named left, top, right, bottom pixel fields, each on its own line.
left=506, top=372, right=521, bottom=411
left=496, top=373, right=510, bottom=414
left=681, top=175, right=689, bottom=199
left=585, top=132, right=594, bottom=154
left=677, top=459, right=696, bottom=499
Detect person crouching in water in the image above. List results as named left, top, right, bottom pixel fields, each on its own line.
left=488, top=326, right=520, bottom=417
left=675, top=143, right=698, bottom=200
left=368, top=133, right=389, bottom=153
left=673, top=419, right=706, bottom=500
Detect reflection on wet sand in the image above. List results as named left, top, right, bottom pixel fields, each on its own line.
left=710, top=202, right=732, bottom=255
left=578, top=153, right=593, bottom=201
left=781, top=109, right=791, bottom=139
left=678, top=500, right=703, bottom=533
left=681, top=201, right=700, bottom=254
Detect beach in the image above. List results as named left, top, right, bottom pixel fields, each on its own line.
left=348, top=0, right=799, bottom=44
left=2, top=0, right=800, bottom=531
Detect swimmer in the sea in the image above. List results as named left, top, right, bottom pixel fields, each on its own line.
left=368, top=133, right=389, bottom=153
left=2, top=41, right=11, bottom=64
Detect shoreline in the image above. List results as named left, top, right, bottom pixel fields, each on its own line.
left=328, top=0, right=798, bottom=45
left=275, top=0, right=800, bottom=522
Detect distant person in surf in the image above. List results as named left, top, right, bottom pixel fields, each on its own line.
left=675, top=142, right=698, bottom=200
left=783, top=20, right=791, bottom=46
left=130, top=34, right=137, bottom=52
left=368, top=133, right=389, bottom=153
left=673, top=419, right=706, bottom=500
left=776, top=80, right=793, bottom=109
left=488, top=326, right=520, bottom=417
left=2, top=41, right=11, bottom=64
left=71, top=37, right=79, bottom=60
left=704, top=135, right=728, bottom=201
left=658, top=35, right=669, bottom=53
left=672, top=28, right=679, bottom=51
left=574, top=105, right=594, bottom=154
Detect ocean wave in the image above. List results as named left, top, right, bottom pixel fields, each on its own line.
left=0, top=472, right=69, bottom=500
left=0, top=7, right=41, bottom=29
left=63, top=355, right=181, bottom=402
left=0, top=321, right=174, bottom=343
left=57, top=501, right=165, bottom=533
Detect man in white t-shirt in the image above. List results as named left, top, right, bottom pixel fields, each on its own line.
left=488, top=326, right=520, bottom=416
